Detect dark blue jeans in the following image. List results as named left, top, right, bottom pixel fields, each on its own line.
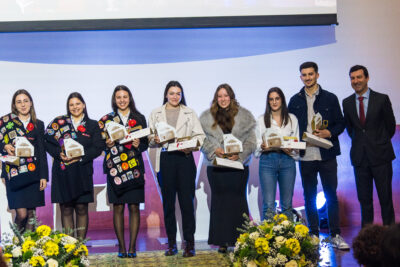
left=259, top=152, right=296, bottom=221
left=299, top=158, right=340, bottom=236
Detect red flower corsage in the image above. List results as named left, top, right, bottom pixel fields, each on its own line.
left=27, top=122, right=34, bottom=131
left=77, top=125, right=86, bottom=132
left=128, top=119, right=137, bottom=127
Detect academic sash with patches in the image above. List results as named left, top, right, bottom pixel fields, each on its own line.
left=99, top=112, right=145, bottom=196
left=0, top=113, right=40, bottom=190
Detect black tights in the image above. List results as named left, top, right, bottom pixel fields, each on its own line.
left=113, top=203, right=140, bottom=253
left=15, top=208, right=36, bottom=233
left=60, top=202, right=89, bottom=240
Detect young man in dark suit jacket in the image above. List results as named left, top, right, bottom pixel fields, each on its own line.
left=288, top=62, right=349, bottom=250
left=342, top=65, right=396, bottom=227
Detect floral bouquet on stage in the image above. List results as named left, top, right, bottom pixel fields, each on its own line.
left=2, top=222, right=89, bottom=267
left=229, top=214, right=320, bottom=267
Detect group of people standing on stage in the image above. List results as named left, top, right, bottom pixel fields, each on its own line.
left=0, top=62, right=396, bottom=258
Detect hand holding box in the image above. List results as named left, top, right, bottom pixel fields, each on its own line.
left=155, top=122, right=176, bottom=143
left=105, top=121, right=128, bottom=142
left=223, top=134, right=243, bottom=155
left=14, top=136, right=34, bottom=157
left=64, top=138, right=85, bottom=158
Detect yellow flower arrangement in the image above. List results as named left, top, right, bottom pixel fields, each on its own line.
left=3, top=220, right=89, bottom=267
left=29, top=256, right=46, bottom=266
left=295, top=225, right=309, bottom=238
left=3, top=253, right=12, bottom=262
left=43, top=240, right=60, bottom=256
left=64, top=243, right=76, bottom=253
left=230, top=214, right=320, bottom=267
left=73, top=244, right=89, bottom=256
left=22, top=239, right=36, bottom=253
left=36, top=225, right=52, bottom=237
left=285, top=238, right=301, bottom=255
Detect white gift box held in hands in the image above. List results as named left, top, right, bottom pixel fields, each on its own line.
left=212, top=134, right=244, bottom=169
left=213, top=157, right=244, bottom=170
left=263, top=129, right=306, bottom=150
left=302, top=112, right=333, bottom=149
left=14, top=136, right=34, bottom=157
left=262, top=128, right=283, bottom=148
left=105, top=121, right=128, bottom=142
left=64, top=138, right=85, bottom=158
left=155, top=122, right=176, bottom=143
left=167, top=137, right=201, bottom=152
left=281, top=136, right=306, bottom=150
left=223, top=134, right=243, bottom=154
left=0, top=155, right=20, bottom=166
left=120, top=127, right=152, bottom=145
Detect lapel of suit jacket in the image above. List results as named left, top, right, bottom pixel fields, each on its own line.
left=348, top=93, right=363, bottom=128
left=364, top=89, right=375, bottom=126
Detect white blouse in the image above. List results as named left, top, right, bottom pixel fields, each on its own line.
left=254, top=113, right=300, bottom=159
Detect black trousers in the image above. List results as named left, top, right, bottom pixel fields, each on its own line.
left=299, top=158, right=340, bottom=236
left=157, top=151, right=196, bottom=243
left=354, top=156, right=395, bottom=227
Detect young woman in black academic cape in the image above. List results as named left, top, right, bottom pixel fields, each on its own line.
left=0, top=89, right=48, bottom=232
left=98, top=85, right=148, bottom=258
left=44, top=92, right=104, bottom=239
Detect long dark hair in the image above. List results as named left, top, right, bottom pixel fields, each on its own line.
left=264, top=87, right=290, bottom=128
left=11, top=89, right=38, bottom=125
left=112, top=85, right=142, bottom=116
left=162, top=80, right=187, bottom=106
left=66, top=92, right=89, bottom=118
left=210, top=83, right=239, bottom=132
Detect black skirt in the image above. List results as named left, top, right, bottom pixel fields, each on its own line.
left=107, top=177, right=144, bottom=204
left=5, top=179, right=45, bottom=209
left=207, top=165, right=249, bottom=247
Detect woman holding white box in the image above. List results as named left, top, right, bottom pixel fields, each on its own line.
left=255, top=87, right=299, bottom=221
left=148, top=81, right=205, bottom=257
left=98, top=85, right=149, bottom=258
left=44, top=92, right=104, bottom=239
left=200, top=83, right=256, bottom=253
left=0, top=89, right=48, bottom=232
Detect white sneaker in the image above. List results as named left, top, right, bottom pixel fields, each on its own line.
left=331, top=234, right=350, bottom=250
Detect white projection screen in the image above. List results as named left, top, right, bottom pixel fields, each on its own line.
left=0, top=0, right=337, bottom=32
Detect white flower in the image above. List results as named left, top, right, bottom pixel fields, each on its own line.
left=80, top=256, right=90, bottom=267
left=275, top=236, right=287, bottom=247
left=276, top=253, right=288, bottom=265
left=46, top=259, right=59, bottom=267
left=310, top=235, right=320, bottom=246
left=285, top=260, right=298, bottom=267
left=272, top=225, right=283, bottom=233
left=229, top=252, right=235, bottom=262
left=37, top=236, right=51, bottom=246
left=281, top=220, right=290, bottom=227
left=267, top=256, right=278, bottom=267
left=61, top=235, right=78, bottom=245
left=11, top=246, right=22, bottom=257
left=21, top=262, right=30, bottom=267
left=247, top=261, right=257, bottom=267
left=33, top=248, right=45, bottom=257
left=249, top=232, right=260, bottom=240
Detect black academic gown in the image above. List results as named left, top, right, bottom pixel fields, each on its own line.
left=0, top=113, right=48, bottom=209
left=44, top=115, right=104, bottom=204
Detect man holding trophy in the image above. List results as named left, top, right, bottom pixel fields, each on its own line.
left=288, top=62, right=349, bottom=250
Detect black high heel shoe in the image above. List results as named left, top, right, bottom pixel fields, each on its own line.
left=127, top=251, right=137, bottom=258
left=218, top=246, right=227, bottom=254
left=118, top=252, right=127, bottom=258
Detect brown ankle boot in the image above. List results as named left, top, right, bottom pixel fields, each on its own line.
left=182, top=241, right=195, bottom=257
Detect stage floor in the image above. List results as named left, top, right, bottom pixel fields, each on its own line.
left=86, top=226, right=362, bottom=267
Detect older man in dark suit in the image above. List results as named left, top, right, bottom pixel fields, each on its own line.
left=343, top=65, right=396, bottom=227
